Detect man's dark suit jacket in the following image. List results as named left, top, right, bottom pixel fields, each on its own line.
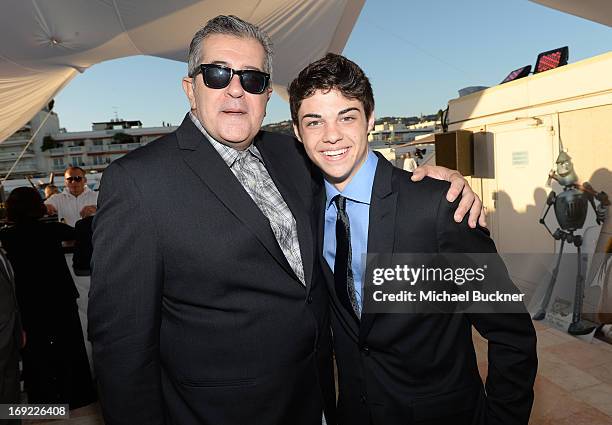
left=318, top=156, right=538, bottom=425
left=89, top=115, right=335, bottom=425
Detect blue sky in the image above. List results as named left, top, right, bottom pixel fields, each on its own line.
left=54, top=0, right=612, bottom=131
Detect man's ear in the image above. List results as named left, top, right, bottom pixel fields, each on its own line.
left=182, top=77, right=196, bottom=110
left=292, top=124, right=302, bottom=143
left=262, top=87, right=273, bottom=117
left=367, top=110, right=376, bottom=132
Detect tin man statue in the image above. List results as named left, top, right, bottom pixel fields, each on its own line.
left=533, top=151, right=609, bottom=335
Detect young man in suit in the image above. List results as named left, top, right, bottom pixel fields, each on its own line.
left=289, top=53, right=538, bottom=425
left=90, top=15, right=485, bottom=425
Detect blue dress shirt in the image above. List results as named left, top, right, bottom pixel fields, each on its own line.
left=323, top=150, right=378, bottom=309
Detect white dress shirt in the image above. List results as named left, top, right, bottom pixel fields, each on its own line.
left=45, top=187, right=98, bottom=227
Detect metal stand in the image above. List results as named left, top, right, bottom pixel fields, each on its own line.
left=533, top=192, right=596, bottom=335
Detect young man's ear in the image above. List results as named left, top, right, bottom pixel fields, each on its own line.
left=367, top=110, right=376, bottom=133
left=182, top=77, right=196, bottom=110
left=292, top=124, right=303, bottom=143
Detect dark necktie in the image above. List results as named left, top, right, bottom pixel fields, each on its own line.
left=333, top=195, right=360, bottom=319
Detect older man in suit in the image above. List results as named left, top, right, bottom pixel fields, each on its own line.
left=289, top=53, right=538, bottom=425
left=89, top=16, right=483, bottom=425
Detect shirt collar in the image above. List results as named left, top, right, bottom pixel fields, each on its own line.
left=325, top=150, right=378, bottom=210
left=189, top=112, right=262, bottom=167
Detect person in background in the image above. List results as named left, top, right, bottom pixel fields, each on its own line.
left=45, top=167, right=97, bottom=227
left=0, top=248, right=22, bottom=425
left=0, top=187, right=97, bottom=410
left=43, top=184, right=59, bottom=200
left=73, top=215, right=94, bottom=276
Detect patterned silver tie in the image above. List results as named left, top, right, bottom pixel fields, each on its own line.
left=232, top=149, right=305, bottom=285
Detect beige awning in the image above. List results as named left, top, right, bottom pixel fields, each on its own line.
left=0, top=0, right=365, bottom=143
left=530, top=0, right=612, bottom=27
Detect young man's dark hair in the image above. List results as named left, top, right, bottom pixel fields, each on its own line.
left=289, top=53, right=375, bottom=125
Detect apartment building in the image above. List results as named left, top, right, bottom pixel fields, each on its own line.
left=45, top=119, right=176, bottom=173
left=0, top=105, right=60, bottom=179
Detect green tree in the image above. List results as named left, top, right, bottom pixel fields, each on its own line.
left=41, top=135, right=57, bottom=151
left=111, top=132, right=134, bottom=144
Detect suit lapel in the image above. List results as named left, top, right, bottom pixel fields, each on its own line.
left=360, top=156, right=397, bottom=344
left=176, top=116, right=299, bottom=285
left=315, top=185, right=360, bottom=339
left=256, top=138, right=314, bottom=290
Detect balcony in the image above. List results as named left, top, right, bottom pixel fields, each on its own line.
left=0, top=163, right=39, bottom=174
left=0, top=151, right=35, bottom=162
left=48, top=147, right=66, bottom=155
left=82, top=163, right=109, bottom=171
left=1, top=136, right=31, bottom=146
left=50, top=161, right=107, bottom=172
left=67, top=146, right=85, bottom=154
left=47, top=145, right=86, bottom=156
left=86, top=142, right=144, bottom=153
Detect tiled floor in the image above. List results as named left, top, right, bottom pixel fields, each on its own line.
left=475, top=321, right=612, bottom=425
left=23, top=321, right=612, bottom=424
left=23, top=402, right=103, bottom=425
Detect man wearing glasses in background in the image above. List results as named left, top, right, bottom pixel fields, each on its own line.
left=45, top=166, right=98, bottom=227
left=89, top=15, right=485, bottom=425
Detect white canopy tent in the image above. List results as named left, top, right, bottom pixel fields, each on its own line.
left=530, top=0, right=612, bottom=27
left=0, top=0, right=365, bottom=143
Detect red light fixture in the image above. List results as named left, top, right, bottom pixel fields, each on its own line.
left=501, top=65, right=532, bottom=84
left=534, top=46, right=569, bottom=73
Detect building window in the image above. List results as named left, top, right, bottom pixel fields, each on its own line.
left=92, top=156, right=107, bottom=165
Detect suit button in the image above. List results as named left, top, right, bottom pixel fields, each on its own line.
left=360, top=394, right=367, bottom=404
left=307, top=295, right=313, bottom=304
left=361, top=345, right=370, bottom=356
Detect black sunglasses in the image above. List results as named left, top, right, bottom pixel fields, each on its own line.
left=66, top=176, right=83, bottom=183
left=196, top=64, right=270, bottom=94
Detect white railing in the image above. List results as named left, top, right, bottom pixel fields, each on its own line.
left=0, top=152, right=34, bottom=162
left=87, top=142, right=143, bottom=153
left=0, top=163, right=38, bottom=173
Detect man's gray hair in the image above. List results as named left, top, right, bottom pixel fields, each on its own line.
left=187, top=15, right=274, bottom=79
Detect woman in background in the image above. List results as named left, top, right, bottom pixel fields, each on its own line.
left=0, top=187, right=96, bottom=409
